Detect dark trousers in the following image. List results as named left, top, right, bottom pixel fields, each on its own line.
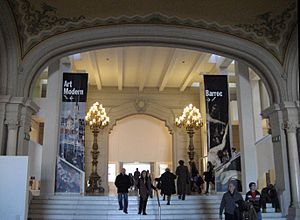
left=138, top=196, right=148, bottom=214
left=225, top=213, right=236, bottom=220
left=205, top=180, right=215, bottom=193
left=118, top=193, right=128, bottom=212
left=261, top=191, right=280, bottom=209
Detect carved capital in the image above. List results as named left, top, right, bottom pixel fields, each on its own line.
left=282, top=121, right=298, bottom=133
left=5, top=119, right=20, bottom=130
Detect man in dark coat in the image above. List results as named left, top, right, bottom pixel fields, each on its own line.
left=176, top=160, right=189, bottom=200
left=159, top=168, right=176, bottom=205
left=115, top=168, right=132, bottom=214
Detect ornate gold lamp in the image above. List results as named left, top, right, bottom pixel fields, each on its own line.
left=85, top=102, right=109, bottom=193
left=175, top=104, right=203, bottom=162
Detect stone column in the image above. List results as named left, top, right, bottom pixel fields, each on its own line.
left=283, top=121, right=300, bottom=210
left=262, top=104, right=291, bottom=216
left=0, top=95, right=10, bottom=155
left=235, top=61, right=258, bottom=192
left=5, top=122, right=20, bottom=155
left=249, top=71, right=264, bottom=141
left=17, top=99, right=39, bottom=155
left=40, top=59, right=67, bottom=195
left=280, top=102, right=300, bottom=219
left=4, top=97, right=24, bottom=155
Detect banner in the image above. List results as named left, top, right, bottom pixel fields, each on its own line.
left=204, top=75, right=241, bottom=192
left=55, top=73, right=88, bottom=193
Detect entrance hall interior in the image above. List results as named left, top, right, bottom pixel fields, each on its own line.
left=28, top=45, right=274, bottom=196
left=0, top=1, right=298, bottom=219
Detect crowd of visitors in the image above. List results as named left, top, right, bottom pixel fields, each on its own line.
left=219, top=179, right=281, bottom=220
left=114, top=161, right=280, bottom=217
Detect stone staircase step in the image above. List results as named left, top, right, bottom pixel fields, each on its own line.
left=28, top=195, right=286, bottom=220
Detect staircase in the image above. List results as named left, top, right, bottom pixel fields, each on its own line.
left=28, top=195, right=286, bottom=220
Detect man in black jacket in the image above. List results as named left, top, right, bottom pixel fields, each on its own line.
left=115, top=168, right=132, bottom=214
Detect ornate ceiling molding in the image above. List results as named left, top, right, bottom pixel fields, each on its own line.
left=8, top=0, right=297, bottom=62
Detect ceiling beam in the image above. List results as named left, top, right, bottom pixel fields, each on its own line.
left=139, top=48, right=154, bottom=92
left=159, top=48, right=177, bottom=92
left=180, top=53, right=210, bottom=92
left=216, top=57, right=234, bottom=75
left=87, top=51, right=102, bottom=90
left=117, top=48, right=124, bottom=90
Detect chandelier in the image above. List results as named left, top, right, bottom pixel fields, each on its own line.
left=85, top=101, right=109, bottom=193
left=175, top=104, right=203, bottom=162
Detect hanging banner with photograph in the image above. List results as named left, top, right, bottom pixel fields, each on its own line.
left=204, top=75, right=241, bottom=192
left=55, top=73, right=88, bottom=193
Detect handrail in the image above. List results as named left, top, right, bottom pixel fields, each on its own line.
left=57, top=156, right=85, bottom=194
left=154, top=189, right=161, bottom=220
left=254, top=134, right=271, bottom=145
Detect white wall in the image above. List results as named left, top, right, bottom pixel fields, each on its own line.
left=109, top=114, right=172, bottom=163
left=0, top=156, right=29, bottom=220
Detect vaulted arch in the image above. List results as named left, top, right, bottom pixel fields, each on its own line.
left=16, top=25, right=287, bottom=105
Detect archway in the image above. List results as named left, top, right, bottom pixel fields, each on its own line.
left=20, top=25, right=285, bottom=104
left=108, top=114, right=172, bottom=194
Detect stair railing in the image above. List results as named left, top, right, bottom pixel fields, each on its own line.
left=154, top=189, right=161, bottom=220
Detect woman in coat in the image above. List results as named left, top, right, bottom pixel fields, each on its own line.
left=137, top=170, right=156, bottom=215
left=176, top=160, right=189, bottom=200
left=158, top=168, right=176, bottom=205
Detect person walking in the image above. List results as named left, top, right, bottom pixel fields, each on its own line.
left=128, top=173, right=134, bottom=191
left=133, top=168, right=140, bottom=191
left=137, top=170, right=157, bottom=215
left=158, top=168, right=176, bottom=205
left=245, top=182, right=262, bottom=220
left=203, top=161, right=215, bottom=194
left=219, top=179, right=243, bottom=220
left=176, top=160, right=189, bottom=200
left=114, top=168, right=132, bottom=214
left=189, top=161, right=203, bottom=193
left=261, top=183, right=281, bottom=213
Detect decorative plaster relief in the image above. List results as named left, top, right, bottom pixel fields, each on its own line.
left=134, top=97, right=148, bottom=113
left=7, top=0, right=297, bottom=62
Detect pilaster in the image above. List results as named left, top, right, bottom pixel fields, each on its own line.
left=280, top=102, right=300, bottom=220
left=17, top=99, right=39, bottom=155
left=0, top=95, right=10, bottom=155
left=235, top=61, right=258, bottom=192
left=4, top=97, right=24, bottom=155
left=261, top=104, right=291, bottom=216
left=40, top=60, right=64, bottom=195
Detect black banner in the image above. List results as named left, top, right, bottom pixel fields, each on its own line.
left=204, top=75, right=230, bottom=160
left=55, top=72, right=88, bottom=193
left=62, top=73, right=88, bottom=102
left=204, top=75, right=242, bottom=191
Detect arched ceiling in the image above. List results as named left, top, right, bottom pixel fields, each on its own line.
left=7, top=0, right=297, bottom=62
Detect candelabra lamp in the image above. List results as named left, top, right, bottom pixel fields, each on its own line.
left=85, top=102, right=109, bottom=193
left=175, top=104, right=203, bottom=162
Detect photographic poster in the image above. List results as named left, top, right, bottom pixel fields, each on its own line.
left=204, top=75, right=242, bottom=192
left=55, top=73, right=88, bottom=193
